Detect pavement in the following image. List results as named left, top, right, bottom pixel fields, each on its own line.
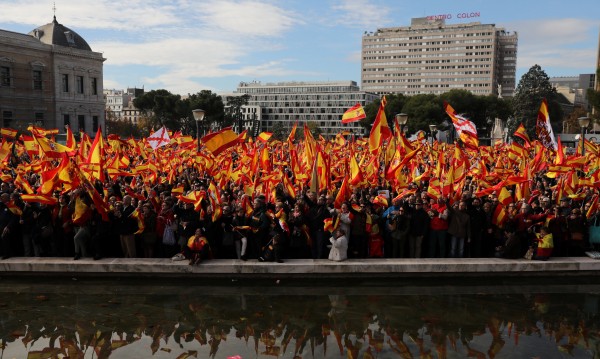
left=1, top=256, right=600, bottom=279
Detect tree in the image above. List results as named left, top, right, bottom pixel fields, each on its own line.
left=360, top=93, right=408, bottom=133
left=182, top=90, right=226, bottom=136
left=400, top=94, right=444, bottom=134
left=271, top=121, right=288, bottom=141
left=511, top=64, right=562, bottom=139
left=223, top=94, right=250, bottom=131
left=133, top=89, right=182, bottom=131
left=563, top=106, right=589, bottom=134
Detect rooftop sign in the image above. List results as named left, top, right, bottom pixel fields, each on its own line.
left=426, top=12, right=481, bottom=20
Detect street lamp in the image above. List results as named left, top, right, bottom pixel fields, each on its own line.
left=429, top=124, right=437, bottom=146
left=192, top=108, right=205, bottom=152
left=395, top=113, right=408, bottom=134
left=578, top=116, right=590, bottom=156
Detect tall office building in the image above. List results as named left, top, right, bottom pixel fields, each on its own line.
left=0, top=16, right=105, bottom=134
left=229, top=81, right=378, bottom=137
left=361, top=17, right=517, bottom=98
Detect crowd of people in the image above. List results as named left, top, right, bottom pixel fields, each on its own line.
left=0, top=122, right=598, bottom=264
left=0, top=169, right=596, bottom=264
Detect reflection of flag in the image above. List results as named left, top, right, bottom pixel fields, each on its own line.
left=147, top=126, right=171, bottom=150
left=535, top=98, right=557, bottom=150
left=201, top=127, right=239, bottom=156
left=342, top=103, right=366, bottom=124
left=444, top=102, right=478, bottom=149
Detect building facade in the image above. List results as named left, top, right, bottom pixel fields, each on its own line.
left=0, top=16, right=104, bottom=135
left=361, top=17, right=518, bottom=98
left=104, top=87, right=144, bottom=124
left=229, top=81, right=379, bottom=137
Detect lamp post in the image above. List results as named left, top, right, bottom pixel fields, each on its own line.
left=192, top=108, right=205, bottom=152
left=578, top=116, right=590, bottom=156
left=429, top=124, right=437, bottom=146
left=395, top=113, right=408, bottom=134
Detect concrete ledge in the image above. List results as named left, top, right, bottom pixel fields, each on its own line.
left=1, top=257, right=599, bottom=278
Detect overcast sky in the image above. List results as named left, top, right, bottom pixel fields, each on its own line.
left=1, top=0, right=598, bottom=95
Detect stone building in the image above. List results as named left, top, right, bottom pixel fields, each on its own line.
left=0, top=16, right=105, bottom=135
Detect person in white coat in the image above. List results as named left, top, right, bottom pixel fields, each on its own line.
left=328, top=228, right=348, bottom=262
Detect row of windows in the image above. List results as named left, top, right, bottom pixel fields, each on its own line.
left=239, top=85, right=359, bottom=94
left=0, top=66, right=43, bottom=90
left=61, top=74, right=99, bottom=95
left=0, top=66, right=99, bottom=95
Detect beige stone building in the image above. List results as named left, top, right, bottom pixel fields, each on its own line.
left=0, top=16, right=105, bottom=135
left=361, top=17, right=517, bottom=98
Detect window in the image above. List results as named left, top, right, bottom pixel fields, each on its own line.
left=33, top=70, right=42, bottom=90
left=35, top=112, right=44, bottom=127
left=2, top=111, right=13, bottom=128
left=0, top=66, right=10, bottom=87
left=63, top=114, right=71, bottom=128
left=92, top=116, right=98, bottom=132
left=76, top=76, right=84, bottom=94
left=62, top=74, right=69, bottom=92
left=91, top=77, right=98, bottom=95
left=78, top=115, right=85, bottom=132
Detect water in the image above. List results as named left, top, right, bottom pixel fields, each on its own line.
left=0, top=277, right=599, bottom=358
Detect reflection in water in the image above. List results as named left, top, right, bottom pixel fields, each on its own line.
left=0, top=278, right=599, bottom=358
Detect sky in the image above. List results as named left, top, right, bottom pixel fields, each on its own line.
left=1, top=0, right=599, bottom=96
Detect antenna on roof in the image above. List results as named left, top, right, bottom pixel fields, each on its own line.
left=53, top=2, right=57, bottom=21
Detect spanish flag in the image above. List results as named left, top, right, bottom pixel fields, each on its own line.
left=256, top=132, right=273, bottom=143
left=201, top=127, right=239, bottom=156
left=368, top=97, right=392, bottom=153
left=513, top=123, right=530, bottom=145
left=341, top=103, right=366, bottom=124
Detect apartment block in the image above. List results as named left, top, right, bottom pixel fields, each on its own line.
left=361, top=17, right=517, bottom=98
left=227, top=81, right=378, bottom=137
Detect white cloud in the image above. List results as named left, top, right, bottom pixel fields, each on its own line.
left=195, top=0, right=302, bottom=37
left=507, top=18, right=600, bottom=73
left=329, top=0, right=391, bottom=28
left=0, top=0, right=180, bottom=30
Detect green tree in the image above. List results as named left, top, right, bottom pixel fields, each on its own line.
left=510, top=64, right=562, bottom=139
left=400, top=94, right=444, bottom=134
left=223, top=94, right=250, bottom=131
left=271, top=121, right=288, bottom=141
left=133, top=89, right=182, bottom=130
left=360, top=94, right=408, bottom=133
left=182, top=90, right=226, bottom=136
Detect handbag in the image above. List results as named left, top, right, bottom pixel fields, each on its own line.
left=589, top=216, right=600, bottom=245
left=162, top=226, right=176, bottom=246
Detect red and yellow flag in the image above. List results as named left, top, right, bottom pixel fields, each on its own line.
left=201, top=127, right=239, bottom=156
left=341, top=103, right=366, bottom=124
